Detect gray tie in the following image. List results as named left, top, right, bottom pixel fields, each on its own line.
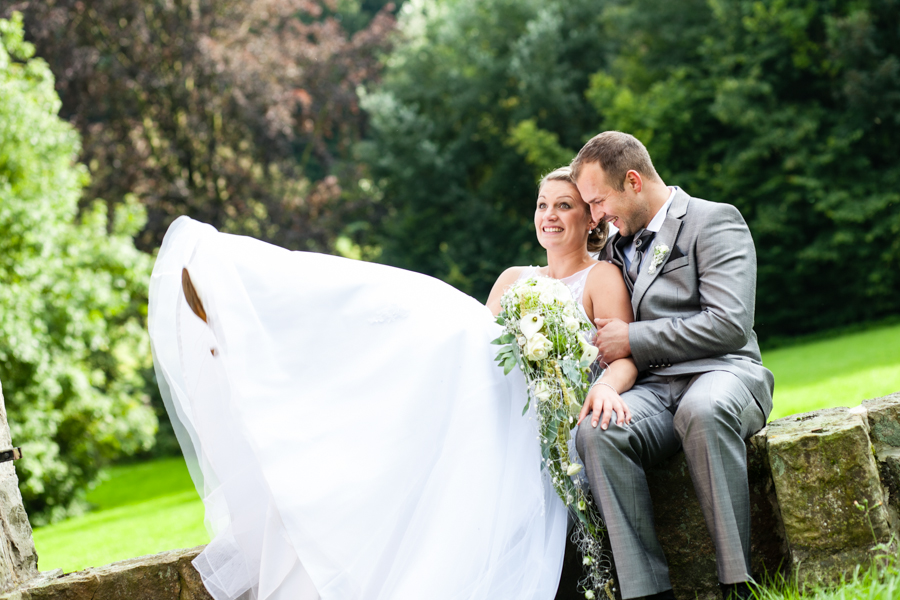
left=627, top=229, right=656, bottom=284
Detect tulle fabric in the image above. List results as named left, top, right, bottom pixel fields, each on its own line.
left=148, top=217, right=568, bottom=600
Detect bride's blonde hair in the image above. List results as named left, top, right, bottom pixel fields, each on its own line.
left=538, top=166, right=608, bottom=253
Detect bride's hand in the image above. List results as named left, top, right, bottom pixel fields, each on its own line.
left=578, top=382, right=632, bottom=430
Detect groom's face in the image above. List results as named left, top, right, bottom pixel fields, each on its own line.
left=575, top=162, right=644, bottom=237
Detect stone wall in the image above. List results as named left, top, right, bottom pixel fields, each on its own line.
left=1, top=389, right=899, bottom=600
left=0, top=381, right=37, bottom=594
left=0, top=548, right=211, bottom=600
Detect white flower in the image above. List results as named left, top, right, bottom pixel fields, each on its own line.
left=564, top=315, right=580, bottom=333
left=516, top=334, right=527, bottom=347
left=579, top=337, right=599, bottom=367
left=533, top=380, right=553, bottom=402
left=583, top=556, right=593, bottom=566
left=566, top=463, right=583, bottom=476
left=525, top=333, right=552, bottom=361
left=521, top=313, right=544, bottom=339
left=647, top=244, right=670, bottom=274
left=537, top=278, right=571, bottom=304
left=585, top=591, right=595, bottom=599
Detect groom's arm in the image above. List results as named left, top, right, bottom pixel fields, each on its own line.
left=627, top=203, right=758, bottom=370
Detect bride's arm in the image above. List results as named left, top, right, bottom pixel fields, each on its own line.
left=486, top=267, right=525, bottom=316
left=578, top=262, right=638, bottom=429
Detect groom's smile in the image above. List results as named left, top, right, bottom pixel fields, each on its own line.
left=575, top=163, right=649, bottom=237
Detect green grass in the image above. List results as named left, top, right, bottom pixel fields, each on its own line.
left=32, top=457, right=208, bottom=573
left=757, top=556, right=900, bottom=600
left=29, top=321, right=900, bottom=584
left=763, top=322, right=900, bottom=420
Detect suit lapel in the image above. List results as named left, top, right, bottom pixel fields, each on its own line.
left=631, top=191, right=690, bottom=316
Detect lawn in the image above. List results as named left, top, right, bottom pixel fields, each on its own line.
left=32, top=457, right=208, bottom=573
left=764, top=321, right=900, bottom=420
left=30, top=320, right=900, bottom=585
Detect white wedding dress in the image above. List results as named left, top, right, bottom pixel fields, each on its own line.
left=149, top=217, right=574, bottom=600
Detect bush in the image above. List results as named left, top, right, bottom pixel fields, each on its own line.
left=0, top=13, right=156, bottom=525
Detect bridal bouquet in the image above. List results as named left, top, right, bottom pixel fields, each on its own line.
left=493, top=276, right=614, bottom=599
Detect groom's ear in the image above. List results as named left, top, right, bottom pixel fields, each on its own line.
left=624, top=170, right=643, bottom=194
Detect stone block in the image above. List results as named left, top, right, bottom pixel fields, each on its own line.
left=0, top=547, right=212, bottom=600
left=863, top=393, right=900, bottom=535
left=765, top=407, right=892, bottom=588
left=0, top=381, right=38, bottom=593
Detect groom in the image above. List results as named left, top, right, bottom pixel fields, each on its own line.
left=571, top=131, right=774, bottom=600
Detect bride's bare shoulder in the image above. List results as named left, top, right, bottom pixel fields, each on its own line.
left=587, top=260, right=623, bottom=283
left=486, top=266, right=531, bottom=315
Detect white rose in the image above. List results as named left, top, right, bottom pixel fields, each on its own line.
left=520, top=313, right=544, bottom=339
left=564, top=315, right=580, bottom=333
left=533, top=380, right=553, bottom=401
left=525, top=333, right=552, bottom=361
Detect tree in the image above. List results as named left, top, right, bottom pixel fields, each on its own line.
left=0, top=13, right=156, bottom=523
left=587, top=0, right=900, bottom=339
left=9, top=0, right=396, bottom=253
left=360, top=0, right=611, bottom=298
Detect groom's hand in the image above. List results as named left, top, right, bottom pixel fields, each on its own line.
left=593, top=318, right=631, bottom=363
left=578, top=384, right=632, bottom=429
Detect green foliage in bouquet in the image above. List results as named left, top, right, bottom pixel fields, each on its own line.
left=0, top=14, right=156, bottom=524
left=493, top=276, right=613, bottom=599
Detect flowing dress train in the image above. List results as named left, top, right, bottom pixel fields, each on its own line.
left=149, top=217, right=569, bottom=600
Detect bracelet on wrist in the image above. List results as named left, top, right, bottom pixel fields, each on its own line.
left=590, top=380, right=618, bottom=395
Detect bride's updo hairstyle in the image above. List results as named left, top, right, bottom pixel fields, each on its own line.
left=538, top=166, right=609, bottom=253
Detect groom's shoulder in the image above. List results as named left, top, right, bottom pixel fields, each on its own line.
left=681, top=192, right=746, bottom=223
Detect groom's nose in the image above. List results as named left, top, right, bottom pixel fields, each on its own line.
left=589, top=204, right=605, bottom=222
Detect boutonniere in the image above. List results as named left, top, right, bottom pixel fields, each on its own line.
left=647, top=244, right=670, bottom=274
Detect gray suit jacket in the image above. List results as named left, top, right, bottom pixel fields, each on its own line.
left=601, top=188, right=774, bottom=416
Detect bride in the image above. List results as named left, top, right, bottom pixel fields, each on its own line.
left=149, top=166, right=635, bottom=600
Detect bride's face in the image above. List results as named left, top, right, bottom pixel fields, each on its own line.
left=534, top=180, right=594, bottom=252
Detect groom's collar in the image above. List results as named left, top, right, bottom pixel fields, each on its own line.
left=645, top=187, right=677, bottom=234
left=667, top=186, right=690, bottom=220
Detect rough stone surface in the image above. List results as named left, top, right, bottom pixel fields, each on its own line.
left=864, top=393, right=900, bottom=536
left=766, top=407, right=892, bottom=587
left=0, top=547, right=212, bottom=600
left=0, top=381, right=38, bottom=593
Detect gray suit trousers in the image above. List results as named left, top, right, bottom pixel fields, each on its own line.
left=575, top=371, right=766, bottom=599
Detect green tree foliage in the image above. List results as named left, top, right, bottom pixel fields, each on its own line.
left=9, top=0, right=396, bottom=252
left=0, top=14, right=156, bottom=524
left=366, top=0, right=899, bottom=339
left=360, top=0, right=609, bottom=296
left=589, top=0, right=900, bottom=339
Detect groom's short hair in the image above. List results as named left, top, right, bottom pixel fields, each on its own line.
left=570, top=131, right=660, bottom=192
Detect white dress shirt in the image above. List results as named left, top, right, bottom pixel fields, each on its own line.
left=623, top=186, right=676, bottom=270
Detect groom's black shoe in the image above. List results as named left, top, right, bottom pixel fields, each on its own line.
left=720, top=581, right=755, bottom=600
left=642, top=590, right=676, bottom=600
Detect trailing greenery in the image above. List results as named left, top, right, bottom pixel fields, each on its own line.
left=0, top=14, right=156, bottom=524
